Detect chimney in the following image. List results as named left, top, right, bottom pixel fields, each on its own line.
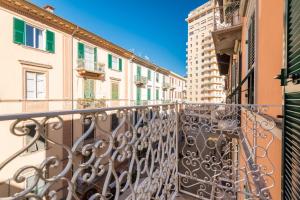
left=43, top=5, right=55, bottom=13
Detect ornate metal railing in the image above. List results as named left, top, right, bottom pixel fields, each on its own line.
left=214, top=2, right=241, bottom=31
left=0, top=103, right=281, bottom=200
left=178, top=103, right=281, bottom=200
left=0, top=104, right=178, bottom=200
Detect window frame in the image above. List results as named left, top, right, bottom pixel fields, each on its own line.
left=25, top=70, right=47, bottom=100
left=24, top=23, right=45, bottom=50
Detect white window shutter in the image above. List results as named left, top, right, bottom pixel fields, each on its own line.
left=26, top=72, right=36, bottom=99
left=36, top=73, right=46, bottom=99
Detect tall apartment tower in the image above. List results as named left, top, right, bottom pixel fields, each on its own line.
left=186, top=1, right=225, bottom=103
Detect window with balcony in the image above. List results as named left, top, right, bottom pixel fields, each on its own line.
left=26, top=71, right=46, bottom=100
left=84, top=45, right=95, bottom=71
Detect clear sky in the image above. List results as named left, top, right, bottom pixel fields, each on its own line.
left=30, top=0, right=208, bottom=76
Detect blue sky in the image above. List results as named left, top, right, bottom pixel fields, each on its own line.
left=31, top=0, right=208, bottom=76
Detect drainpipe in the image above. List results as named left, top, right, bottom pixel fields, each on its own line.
left=70, top=26, right=79, bottom=164
left=153, top=66, right=159, bottom=103
left=129, top=55, right=134, bottom=105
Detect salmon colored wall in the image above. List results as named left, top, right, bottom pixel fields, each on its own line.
left=256, top=0, right=284, bottom=198
left=256, top=0, right=283, bottom=108
left=241, top=17, right=248, bottom=105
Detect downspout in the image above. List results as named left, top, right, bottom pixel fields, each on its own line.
left=70, top=26, right=79, bottom=164
left=154, top=66, right=159, bottom=103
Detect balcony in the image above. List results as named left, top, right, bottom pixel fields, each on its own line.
left=76, top=59, right=105, bottom=80
left=77, top=98, right=106, bottom=109
left=162, top=82, right=171, bottom=90
left=0, top=103, right=282, bottom=200
left=134, top=75, right=147, bottom=87
left=212, top=1, right=242, bottom=55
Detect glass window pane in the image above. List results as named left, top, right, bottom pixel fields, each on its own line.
left=35, top=28, right=43, bottom=49
left=36, top=73, right=46, bottom=99
left=26, top=24, right=34, bottom=47
left=26, top=72, right=36, bottom=99
left=84, top=46, right=94, bottom=70
left=112, top=56, right=118, bottom=70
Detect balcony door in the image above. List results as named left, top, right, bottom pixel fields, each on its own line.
left=85, top=45, right=94, bottom=71
left=282, top=0, right=300, bottom=198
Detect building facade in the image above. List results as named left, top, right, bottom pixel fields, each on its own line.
left=212, top=0, right=284, bottom=198
left=0, top=0, right=185, bottom=198
left=186, top=0, right=225, bottom=103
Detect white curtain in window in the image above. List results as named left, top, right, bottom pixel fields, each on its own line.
left=85, top=46, right=94, bottom=71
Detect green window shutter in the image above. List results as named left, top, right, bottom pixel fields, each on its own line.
left=84, top=80, right=94, bottom=99
left=94, top=47, right=97, bottom=63
left=156, top=89, right=159, bottom=100
left=148, top=70, right=151, bottom=80
left=147, top=88, right=151, bottom=100
left=108, top=54, right=112, bottom=69
left=78, top=42, right=85, bottom=59
left=46, top=30, right=55, bottom=53
left=119, top=58, right=122, bottom=71
left=137, top=66, right=141, bottom=78
left=13, top=18, right=25, bottom=44
left=111, top=83, right=119, bottom=100
left=136, top=87, right=141, bottom=101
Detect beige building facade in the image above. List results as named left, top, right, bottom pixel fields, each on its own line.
left=186, top=0, right=225, bottom=103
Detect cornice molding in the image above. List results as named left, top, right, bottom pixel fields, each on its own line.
left=0, top=0, right=171, bottom=75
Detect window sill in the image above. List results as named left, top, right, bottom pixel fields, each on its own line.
left=109, top=68, right=122, bottom=72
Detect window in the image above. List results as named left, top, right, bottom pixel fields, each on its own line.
left=84, top=79, right=95, bottom=99
left=156, top=89, right=159, bottom=100
left=83, top=117, right=95, bottom=141
left=111, top=82, right=119, bottom=100
left=25, top=24, right=43, bottom=49
left=25, top=124, right=46, bottom=153
left=26, top=72, right=46, bottom=100
left=84, top=45, right=95, bottom=71
left=248, top=13, right=256, bottom=69
left=147, top=88, right=151, bottom=100
left=13, top=18, right=55, bottom=53
left=26, top=175, right=45, bottom=195
left=147, top=69, right=151, bottom=80
left=108, top=54, right=122, bottom=71
left=111, top=113, right=119, bottom=131
left=156, top=73, right=159, bottom=82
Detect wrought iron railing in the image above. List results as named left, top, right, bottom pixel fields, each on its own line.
left=0, top=103, right=281, bottom=200
left=214, top=2, right=241, bottom=31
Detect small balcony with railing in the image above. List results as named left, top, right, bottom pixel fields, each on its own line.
left=162, top=82, right=171, bottom=90
left=0, top=103, right=282, bottom=200
left=212, top=1, right=242, bottom=55
left=134, top=75, right=147, bottom=87
left=76, top=59, right=105, bottom=80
